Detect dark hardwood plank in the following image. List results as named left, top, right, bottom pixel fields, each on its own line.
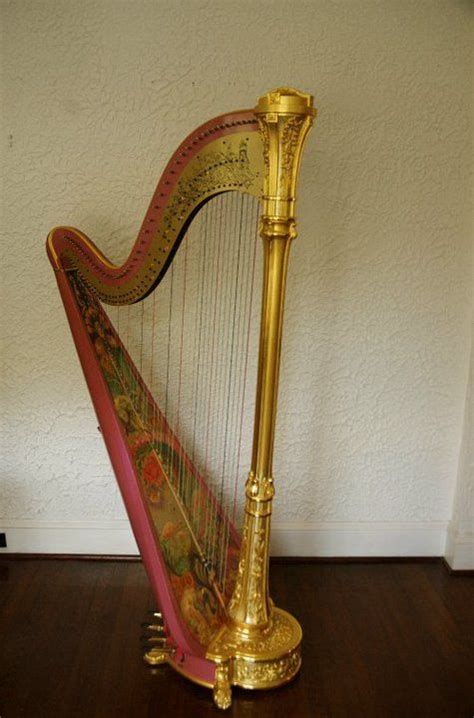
left=0, top=559, right=472, bottom=717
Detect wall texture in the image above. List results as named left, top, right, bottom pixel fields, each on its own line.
left=1, top=0, right=472, bottom=559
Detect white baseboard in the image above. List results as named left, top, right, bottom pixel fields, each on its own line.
left=0, top=519, right=449, bottom=557
left=445, top=521, right=474, bottom=570
left=270, top=520, right=448, bottom=557
left=0, top=520, right=139, bottom=555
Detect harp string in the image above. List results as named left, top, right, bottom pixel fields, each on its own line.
left=149, top=285, right=157, bottom=450
left=164, top=263, right=174, bottom=481
left=176, top=234, right=187, bottom=506
left=208, top=194, right=226, bottom=569
left=233, top=198, right=260, bottom=527
left=216, top=191, right=239, bottom=576
left=203, top=196, right=222, bottom=561
left=190, top=204, right=207, bottom=466
left=217, top=194, right=244, bottom=585
left=139, top=301, right=144, bottom=417
left=103, top=193, right=261, bottom=589
left=210, top=194, right=227, bottom=569
left=202, top=197, right=218, bottom=554
left=222, top=194, right=255, bottom=590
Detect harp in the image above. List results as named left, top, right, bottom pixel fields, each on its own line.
left=47, top=88, right=316, bottom=709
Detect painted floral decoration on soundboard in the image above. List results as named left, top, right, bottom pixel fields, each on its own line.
left=71, top=273, right=236, bottom=646
left=160, top=521, right=192, bottom=576
left=180, top=582, right=220, bottom=645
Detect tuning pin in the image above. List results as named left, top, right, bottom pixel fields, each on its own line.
left=147, top=610, right=163, bottom=619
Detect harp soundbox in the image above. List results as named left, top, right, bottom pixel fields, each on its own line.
left=47, top=88, right=316, bottom=709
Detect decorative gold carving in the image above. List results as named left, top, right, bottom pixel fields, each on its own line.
left=227, top=524, right=247, bottom=616
left=234, top=649, right=301, bottom=688
left=226, top=510, right=271, bottom=628
left=207, top=608, right=302, bottom=706
left=259, top=216, right=297, bottom=241
left=257, top=118, right=270, bottom=168
left=206, top=89, right=314, bottom=708
left=213, top=661, right=232, bottom=710
left=163, top=140, right=258, bottom=226
left=280, top=116, right=306, bottom=181
left=54, top=130, right=264, bottom=305
left=255, top=87, right=316, bottom=229
left=246, top=525, right=267, bottom=624
left=210, top=609, right=296, bottom=656
left=257, top=86, right=315, bottom=116
left=245, top=471, right=275, bottom=501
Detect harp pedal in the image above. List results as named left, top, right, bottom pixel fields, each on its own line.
left=141, top=611, right=174, bottom=666
left=143, top=645, right=175, bottom=666
left=141, top=622, right=165, bottom=634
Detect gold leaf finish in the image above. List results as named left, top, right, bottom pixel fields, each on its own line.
left=233, top=650, right=301, bottom=688
left=213, top=661, right=232, bottom=710
left=54, top=131, right=264, bottom=304
left=207, top=87, right=316, bottom=710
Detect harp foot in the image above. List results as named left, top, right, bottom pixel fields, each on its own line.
left=213, top=661, right=232, bottom=710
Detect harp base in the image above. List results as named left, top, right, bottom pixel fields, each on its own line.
left=207, top=607, right=302, bottom=709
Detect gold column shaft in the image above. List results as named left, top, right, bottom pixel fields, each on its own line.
left=227, top=233, right=291, bottom=629
left=227, top=88, right=315, bottom=631
left=252, top=235, right=291, bottom=476
left=207, top=88, right=316, bottom=709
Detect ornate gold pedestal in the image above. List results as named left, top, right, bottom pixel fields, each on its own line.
left=207, top=607, right=302, bottom=709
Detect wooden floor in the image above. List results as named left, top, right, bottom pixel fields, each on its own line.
left=0, top=559, right=472, bottom=717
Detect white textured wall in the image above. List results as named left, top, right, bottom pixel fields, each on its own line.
left=1, top=0, right=472, bottom=558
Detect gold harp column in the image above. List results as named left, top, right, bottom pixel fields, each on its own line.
left=207, top=88, right=316, bottom=710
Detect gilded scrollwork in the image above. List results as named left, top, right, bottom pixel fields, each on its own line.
left=245, top=472, right=275, bottom=501
left=246, top=526, right=267, bottom=624
left=56, top=130, right=263, bottom=305
left=234, top=650, right=301, bottom=687
left=160, top=138, right=260, bottom=256
left=227, top=525, right=247, bottom=616
left=280, top=116, right=306, bottom=178
left=255, top=88, right=315, bottom=230
left=211, top=610, right=295, bottom=656
left=213, top=661, right=232, bottom=710
left=164, top=139, right=258, bottom=225
left=257, top=118, right=270, bottom=168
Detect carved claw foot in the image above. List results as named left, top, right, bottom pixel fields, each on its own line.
left=213, top=661, right=232, bottom=710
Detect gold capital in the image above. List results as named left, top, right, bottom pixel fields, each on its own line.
left=255, top=87, right=316, bottom=228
